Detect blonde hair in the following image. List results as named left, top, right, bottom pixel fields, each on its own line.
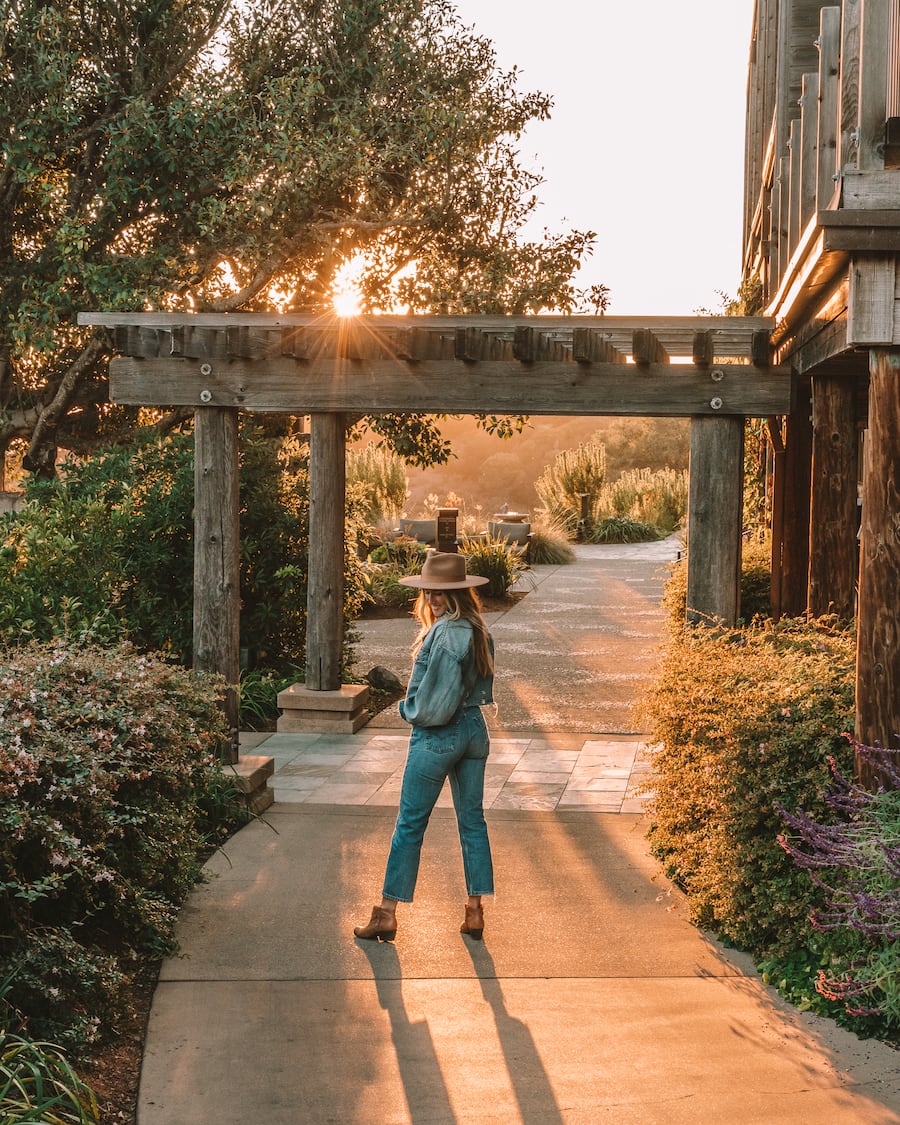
left=411, top=587, right=493, bottom=677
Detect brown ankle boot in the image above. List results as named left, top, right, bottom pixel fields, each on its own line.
left=460, top=903, right=484, bottom=940
left=354, top=906, right=397, bottom=942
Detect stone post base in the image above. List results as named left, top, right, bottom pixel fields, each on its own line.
left=226, top=755, right=275, bottom=815
left=276, top=682, right=370, bottom=734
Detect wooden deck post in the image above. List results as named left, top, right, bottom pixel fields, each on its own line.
left=856, top=347, right=900, bottom=764
left=779, top=379, right=813, bottom=617
left=686, top=416, right=744, bottom=625
left=306, top=412, right=346, bottom=691
left=193, top=407, right=240, bottom=763
left=808, top=372, right=859, bottom=619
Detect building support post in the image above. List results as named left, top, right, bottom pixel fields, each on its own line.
left=193, top=406, right=241, bottom=764
left=855, top=347, right=900, bottom=772
left=686, top=416, right=744, bottom=625
left=779, top=378, right=813, bottom=616
left=808, top=372, right=859, bottom=619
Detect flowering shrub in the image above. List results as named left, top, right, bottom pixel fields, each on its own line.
left=0, top=641, right=244, bottom=1052
left=779, top=741, right=900, bottom=1034
left=640, top=616, right=856, bottom=958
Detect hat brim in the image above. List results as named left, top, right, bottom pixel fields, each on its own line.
left=397, top=574, right=489, bottom=589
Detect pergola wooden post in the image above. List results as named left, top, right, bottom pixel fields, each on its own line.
left=306, top=411, right=347, bottom=690
left=193, top=405, right=240, bottom=764
left=686, top=416, right=745, bottom=625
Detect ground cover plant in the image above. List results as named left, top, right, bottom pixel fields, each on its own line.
left=0, top=640, right=246, bottom=1071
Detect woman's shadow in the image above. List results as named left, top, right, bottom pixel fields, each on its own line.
left=461, top=938, right=565, bottom=1125
left=358, top=939, right=456, bottom=1122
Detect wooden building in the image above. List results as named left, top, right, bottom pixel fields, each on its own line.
left=743, top=0, right=900, bottom=757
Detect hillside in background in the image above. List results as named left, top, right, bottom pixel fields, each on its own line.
left=362, top=415, right=690, bottom=520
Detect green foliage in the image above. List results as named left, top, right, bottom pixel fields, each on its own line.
left=585, top=517, right=661, bottom=544
left=640, top=615, right=856, bottom=960
left=460, top=534, right=527, bottom=597
left=346, top=445, right=409, bottom=526
left=1, top=0, right=594, bottom=475
left=0, top=430, right=367, bottom=683
left=778, top=744, right=900, bottom=1036
left=238, top=667, right=303, bottom=732
left=525, top=526, right=575, bottom=565
left=533, top=438, right=607, bottom=533
left=663, top=535, right=773, bottom=629
left=0, top=976, right=100, bottom=1124
left=595, top=467, right=688, bottom=534
left=534, top=441, right=686, bottom=542
left=369, top=537, right=428, bottom=569
left=0, top=641, right=244, bottom=1053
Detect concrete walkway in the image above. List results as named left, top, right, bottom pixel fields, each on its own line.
left=137, top=543, right=900, bottom=1124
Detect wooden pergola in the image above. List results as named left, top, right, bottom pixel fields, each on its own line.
left=80, top=310, right=793, bottom=760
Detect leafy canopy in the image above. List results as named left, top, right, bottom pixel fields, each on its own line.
left=0, top=0, right=600, bottom=477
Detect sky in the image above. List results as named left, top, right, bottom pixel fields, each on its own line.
left=449, top=1, right=755, bottom=316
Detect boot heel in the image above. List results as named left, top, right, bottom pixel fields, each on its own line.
left=377, top=929, right=397, bottom=942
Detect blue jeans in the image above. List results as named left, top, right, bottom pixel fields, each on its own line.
left=382, top=707, right=494, bottom=903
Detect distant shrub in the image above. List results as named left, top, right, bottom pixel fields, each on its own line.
left=369, top=536, right=428, bottom=568
left=526, top=526, right=576, bottom=565
left=460, top=534, right=527, bottom=597
left=596, top=467, right=688, bottom=534
left=346, top=445, right=409, bottom=525
left=534, top=438, right=607, bottom=533
left=586, top=516, right=660, bottom=544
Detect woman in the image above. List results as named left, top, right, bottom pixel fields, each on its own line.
left=354, top=551, right=495, bottom=943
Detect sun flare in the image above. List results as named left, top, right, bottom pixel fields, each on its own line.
left=331, top=256, right=364, bottom=317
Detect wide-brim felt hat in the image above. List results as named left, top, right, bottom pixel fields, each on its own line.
left=398, top=550, right=489, bottom=590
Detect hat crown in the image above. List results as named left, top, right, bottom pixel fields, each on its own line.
left=421, top=552, right=468, bottom=585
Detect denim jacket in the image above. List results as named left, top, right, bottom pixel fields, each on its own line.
left=398, top=616, right=494, bottom=729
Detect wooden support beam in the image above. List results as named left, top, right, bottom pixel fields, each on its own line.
left=686, top=416, right=744, bottom=625
left=193, top=407, right=240, bottom=763
left=109, top=357, right=793, bottom=417
left=306, top=413, right=346, bottom=692
left=573, top=328, right=626, bottom=365
left=632, top=329, right=669, bottom=366
left=808, top=372, right=859, bottom=619
left=856, top=347, right=900, bottom=769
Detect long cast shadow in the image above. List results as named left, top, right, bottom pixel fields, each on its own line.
left=461, top=938, right=565, bottom=1125
left=357, top=938, right=457, bottom=1124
